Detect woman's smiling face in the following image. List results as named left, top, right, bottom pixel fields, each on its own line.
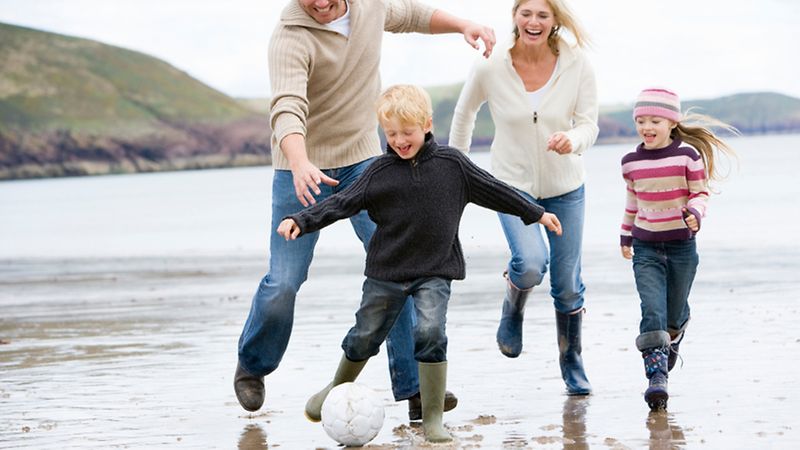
left=514, top=0, right=555, bottom=47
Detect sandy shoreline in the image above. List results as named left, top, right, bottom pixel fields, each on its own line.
left=1, top=247, right=799, bottom=448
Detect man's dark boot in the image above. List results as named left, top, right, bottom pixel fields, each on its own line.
left=407, top=390, right=458, bottom=421
left=234, top=363, right=265, bottom=412
left=643, top=347, right=669, bottom=411
left=556, top=308, right=592, bottom=395
left=496, top=276, right=531, bottom=358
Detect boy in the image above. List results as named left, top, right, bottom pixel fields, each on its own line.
left=277, top=84, right=561, bottom=443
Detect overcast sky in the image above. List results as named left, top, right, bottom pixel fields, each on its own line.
left=1, top=0, right=798, bottom=105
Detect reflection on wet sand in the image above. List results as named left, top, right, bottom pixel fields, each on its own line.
left=562, top=396, right=589, bottom=449
left=2, top=248, right=799, bottom=448
left=646, top=411, right=686, bottom=449
left=238, top=423, right=268, bottom=450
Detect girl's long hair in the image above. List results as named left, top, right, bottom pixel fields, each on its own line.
left=673, top=109, right=739, bottom=182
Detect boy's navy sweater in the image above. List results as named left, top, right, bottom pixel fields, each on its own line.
left=288, top=133, right=545, bottom=282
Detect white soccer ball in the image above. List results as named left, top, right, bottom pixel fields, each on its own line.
left=321, top=382, right=385, bottom=447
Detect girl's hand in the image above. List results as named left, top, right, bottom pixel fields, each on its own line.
left=621, top=246, right=633, bottom=259
left=547, top=132, right=573, bottom=154
left=539, top=212, right=562, bottom=236
left=682, top=208, right=699, bottom=232
left=277, top=218, right=301, bottom=240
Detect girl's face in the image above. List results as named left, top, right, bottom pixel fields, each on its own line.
left=299, top=0, right=346, bottom=25
left=514, top=0, right=556, bottom=47
left=381, top=117, right=432, bottom=160
left=635, top=115, right=677, bottom=149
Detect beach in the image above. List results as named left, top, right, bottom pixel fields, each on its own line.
left=2, top=135, right=799, bottom=448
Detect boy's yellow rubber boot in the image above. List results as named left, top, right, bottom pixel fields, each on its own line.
left=305, top=354, right=368, bottom=422
left=419, top=361, right=452, bottom=443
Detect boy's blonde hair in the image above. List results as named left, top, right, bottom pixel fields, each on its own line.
left=376, top=84, right=433, bottom=128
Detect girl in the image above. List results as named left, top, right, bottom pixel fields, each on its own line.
left=620, top=87, right=737, bottom=410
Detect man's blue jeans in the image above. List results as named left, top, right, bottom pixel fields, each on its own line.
left=498, top=185, right=586, bottom=314
left=632, top=238, right=696, bottom=345
left=237, top=158, right=419, bottom=400
left=343, top=277, right=451, bottom=363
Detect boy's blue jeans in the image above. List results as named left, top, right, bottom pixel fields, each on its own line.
left=343, top=277, right=451, bottom=364
left=632, top=238, right=697, bottom=349
left=498, top=186, right=586, bottom=314
left=237, top=157, right=420, bottom=401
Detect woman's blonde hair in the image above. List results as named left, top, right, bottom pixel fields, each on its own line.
left=673, top=110, right=739, bottom=182
left=512, top=0, right=591, bottom=54
left=376, top=84, right=433, bottom=129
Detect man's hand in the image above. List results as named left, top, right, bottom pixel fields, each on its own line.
left=539, top=212, right=562, bottom=236
left=462, top=21, right=496, bottom=58
left=429, top=11, right=496, bottom=58
left=277, top=218, right=301, bottom=240
left=290, top=159, right=339, bottom=207
left=281, top=133, right=339, bottom=206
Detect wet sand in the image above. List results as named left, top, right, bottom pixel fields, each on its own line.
left=2, top=245, right=798, bottom=449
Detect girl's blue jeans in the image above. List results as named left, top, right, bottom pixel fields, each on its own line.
left=632, top=238, right=697, bottom=347
left=343, top=277, right=452, bottom=363
left=237, top=157, right=420, bottom=401
left=498, top=185, right=586, bottom=314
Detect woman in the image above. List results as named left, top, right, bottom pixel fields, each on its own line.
left=448, top=0, right=598, bottom=395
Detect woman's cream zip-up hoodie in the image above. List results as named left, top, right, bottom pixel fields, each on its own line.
left=449, top=39, right=599, bottom=199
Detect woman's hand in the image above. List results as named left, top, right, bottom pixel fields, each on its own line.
left=547, top=132, right=573, bottom=154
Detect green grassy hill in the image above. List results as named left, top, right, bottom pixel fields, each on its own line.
left=0, top=22, right=270, bottom=179
left=3, top=20, right=799, bottom=181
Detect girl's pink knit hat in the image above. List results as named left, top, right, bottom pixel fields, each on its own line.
left=633, top=87, right=681, bottom=122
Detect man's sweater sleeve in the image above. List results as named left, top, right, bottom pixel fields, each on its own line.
left=384, top=0, right=435, bottom=33
left=454, top=151, right=545, bottom=224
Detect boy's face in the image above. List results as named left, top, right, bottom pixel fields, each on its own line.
left=381, top=117, right=432, bottom=160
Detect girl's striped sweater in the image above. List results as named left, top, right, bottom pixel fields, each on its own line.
left=620, top=138, right=708, bottom=246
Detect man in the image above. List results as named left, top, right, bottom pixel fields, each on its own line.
left=234, top=0, right=495, bottom=420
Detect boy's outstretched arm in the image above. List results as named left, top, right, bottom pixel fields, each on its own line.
left=539, top=212, right=562, bottom=236
left=277, top=218, right=301, bottom=241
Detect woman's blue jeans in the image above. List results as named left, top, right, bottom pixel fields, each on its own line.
left=343, top=277, right=451, bottom=364
left=498, top=185, right=586, bottom=314
left=237, top=158, right=419, bottom=400
left=632, top=238, right=697, bottom=345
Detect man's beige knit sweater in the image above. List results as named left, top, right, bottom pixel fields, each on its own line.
left=269, top=0, right=435, bottom=170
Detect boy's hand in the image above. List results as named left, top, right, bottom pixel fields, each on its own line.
left=682, top=208, right=699, bottom=232
left=621, top=246, right=633, bottom=260
left=539, top=212, right=562, bottom=236
left=277, top=218, right=301, bottom=240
